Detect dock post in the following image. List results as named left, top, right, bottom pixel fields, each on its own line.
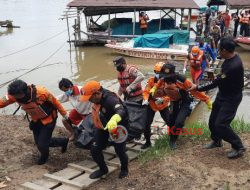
left=66, top=13, right=71, bottom=43
left=180, top=9, right=184, bottom=29
left=133, top=9, right=136, bottom=37
left=108, top=10, right=111, bottom=38
left=187, top=9, right=192, bottom=31
left=159, top=9, right=162, bottom=31
left=77, top=9, right=81, bottom=41
left=174, top=9, right=177, bottom=27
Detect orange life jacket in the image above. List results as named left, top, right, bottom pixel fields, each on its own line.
left=19, top=85, right=56, bottom=122
left=118, top=65, right=143, bottom=97
left=91, top=104, right=104, bottom=129
left=241, top=15, right=249, bottom=24
left=163, top=83, right=181, bottom=102
left=143, top=78, right=170, bottom=111
left=189, top=51, right=203, bottom=70
left=139, top=16, right=148, bottom=29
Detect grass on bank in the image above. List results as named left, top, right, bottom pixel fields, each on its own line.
left=138, top=117, right=250, bottom=164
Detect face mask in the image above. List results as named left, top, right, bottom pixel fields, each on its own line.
left=155, top=74, right=160, bottom=79
left=65, top=89, right=73, bottom=96
left=116, top=65, right=125, bottom=72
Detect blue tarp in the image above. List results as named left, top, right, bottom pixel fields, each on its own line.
left=156, top=30, right=190, bottom=44
left=133, top=33, right=173, bottom=48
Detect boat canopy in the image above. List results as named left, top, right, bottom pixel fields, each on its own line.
left=156, top=30, right=190, bottom=44
left=133, top=30, right=189, bottom=48
left=133, top=33, right=173, bottom=48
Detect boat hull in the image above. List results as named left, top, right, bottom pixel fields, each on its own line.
left=235, top=37, right=250, bottom=51
left=105, top=44, right=188, bottom=61
left=237, top=42, right=250, bottom=51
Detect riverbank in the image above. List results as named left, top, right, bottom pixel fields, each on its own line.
left=0, top=115, right=89, bottom=190
left=1, top=115, right=250, bottom=189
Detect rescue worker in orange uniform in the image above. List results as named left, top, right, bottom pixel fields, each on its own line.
left=141, top=62, right=170, bottom=149
left=183, top=46, right=208, bottom=85
left=113, top=56, right=144, bottom=104
left=159, top=62, right=212, bottom=149
left=81, top=81, right=129, bottom=179
left=0, top=80, right=69, bottom=165
left=139, top=11, right=149, bottom=35
left=240, top=10, right=249, bottom=37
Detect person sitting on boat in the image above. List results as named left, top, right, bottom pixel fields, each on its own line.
left=159, top=62, right=212, bottom=149
left=139, top=11, right=149, bottom=35
left=0, top=80, right=69, bottom=165
left=57, top=78, right=92, bottom=141
left=113, top=56, right=144, bottom=104
left=140, top=62, right=171, bottom=149
left=183, top=46, right=208, bottom=85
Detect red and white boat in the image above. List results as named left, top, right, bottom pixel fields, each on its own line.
left=235, top=37, right=250, bottom=51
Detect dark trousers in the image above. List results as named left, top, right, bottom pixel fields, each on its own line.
left=209, top=94, right=244, bottom=150
left=91, top=129, right=128, bottom=171
left=240, top=23, right=249, bottom=37
left=144, top=106, right=170, bottom=142
left=168, top=101, right=192, bottom=142
left=31, top=119, right=68, bottom=160
left=233, top=21, right=239, bottom=37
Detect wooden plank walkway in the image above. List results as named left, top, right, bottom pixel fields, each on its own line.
left=19, top=120, right=166, bottom=190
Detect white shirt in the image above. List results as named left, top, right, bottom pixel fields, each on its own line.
left=57, top=86, right=92, bottom=115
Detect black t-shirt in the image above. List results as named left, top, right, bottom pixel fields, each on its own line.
left=99, top=88, right=128, bottom=127
left=198, top=54, right=244, bottom=97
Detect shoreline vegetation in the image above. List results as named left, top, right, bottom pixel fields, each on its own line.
left=139, top=117, right=250, bottom=164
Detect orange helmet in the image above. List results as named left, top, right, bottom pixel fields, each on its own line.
left=191, top=46, right=200, bottom=56
left=154, top=62, right=165, bottom=73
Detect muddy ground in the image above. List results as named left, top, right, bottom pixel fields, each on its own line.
left=0, top=115, right=250, bottom=190
left=0, top=115, right=90, bottom=190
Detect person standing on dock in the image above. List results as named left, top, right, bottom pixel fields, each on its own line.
left=223, top=10, right=231, bottom=35
left=159, top=62, right=212, bottom=149
left=139, top=12, right=149, bottom=35
left=0, top=80, right=69, bottom=165
left=140, top=62, right=171, bottom=149
left=57, top=78, right=92, bottom=141
left=188, top=37, right=246, bottom=159
left=183, top=46, right=208, bottom=85
left=113, top=56, right=144, bottom=104
left=240, top=10, right=249, bottom=37
left=80, top=81, right=129, bottom=179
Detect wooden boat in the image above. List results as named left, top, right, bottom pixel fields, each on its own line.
left=105, top=31, right=189, bottom=61
left=235, top=37, right=250, bottom=51
left=105, top=43, right=188, bottom=61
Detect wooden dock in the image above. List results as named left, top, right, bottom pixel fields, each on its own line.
left=19, top=120, right=167, bottom=190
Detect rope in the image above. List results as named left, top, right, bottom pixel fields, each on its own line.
left=0, top=41, right=67, bottom=89
left=0, top=62, right=63, bottom=75
left=0, top=29, right=67, bottom=59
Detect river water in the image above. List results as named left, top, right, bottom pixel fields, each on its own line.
left=0, top=0, right=249, bottom=122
